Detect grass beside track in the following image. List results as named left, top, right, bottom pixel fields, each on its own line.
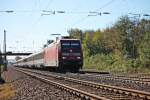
left=0, top=65, right=3, bottom=73
left=0, top=65, right=15, bottom=100
left=0, top=83, right=15, bottom=100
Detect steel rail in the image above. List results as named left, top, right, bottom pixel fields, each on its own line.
left=14, top=68, right=109, bottom=100
left=80, top=70, right=109, bottom=74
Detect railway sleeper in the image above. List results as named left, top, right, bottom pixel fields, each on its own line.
left=138, top=95, right=150, bottom=100
left=131, top=93, right=138, bottom=97
left=138, top=94, right=146, bottom=98
left=124, top=91, right=131, bottom=95
left=112, top=89, right=118, bottom=93
left=118, top=90, right=124, bottom=94
left=147, top=96, right=150, bottom=99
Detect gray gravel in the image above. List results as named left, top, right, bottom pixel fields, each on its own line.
left=2, top=66, right=79, bottom=100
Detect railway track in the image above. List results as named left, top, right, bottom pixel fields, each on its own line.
left=60, top=70, right=150, bottom=93
left=82, top=72, right=150, bottom=85
left=14, top=67, right=150, bottom=100
left=75, top=70, right=150, bottom=90
left=81, top=70, right=150, bottom=84
left=113, top=74, right=150, bottom=83
left=69, top=71, right=150, bottom=93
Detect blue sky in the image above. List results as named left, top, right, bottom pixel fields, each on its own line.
left=0, top=0, right=150, bottom=56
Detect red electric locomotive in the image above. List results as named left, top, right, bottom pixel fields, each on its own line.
left=44, top=39, right=83, bottom=71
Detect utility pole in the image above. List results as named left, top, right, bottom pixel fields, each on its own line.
left=128, top=13, right=141, bottom=58
left=3, top=30, right=7, bottom=71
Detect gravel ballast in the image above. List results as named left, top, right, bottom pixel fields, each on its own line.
left=2, top=66, right=79, bottom=100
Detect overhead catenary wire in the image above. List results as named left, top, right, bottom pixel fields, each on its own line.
left=29, top=0, right=54, bottom=31
left=0, top=0, right=115, bottom=15
left=32, top=0, right=54, bottom=24
left=95, top=0, right=115, bottom=11
left=29, top=0, right=38, bottom=16
left=69, top=0, right=116, bottom=28
left=22, top=0, right=54, bottom=53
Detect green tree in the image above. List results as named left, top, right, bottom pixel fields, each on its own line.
left=114, top=16, right=135, bottom=57
left=68, top=28, right=83, bottom=42
left=138, top=32, right=150, bottom=67
left=92, top=30, right=110, bottom=54
left=83, top=31, right=92, bottom=55
left=102, top=27, right=122, bottom=55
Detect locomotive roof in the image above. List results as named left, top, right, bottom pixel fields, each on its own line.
left=60, top=38, right=80, bottom=41
left=46, top=38, right=81, bottom=48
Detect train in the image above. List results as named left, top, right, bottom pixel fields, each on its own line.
left=14, top=38, right=83, bottom=72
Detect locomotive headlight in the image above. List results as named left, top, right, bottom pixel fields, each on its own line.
left=62, top=57, right=67, bottom=59
left=77, top=57, right=81, bottom=59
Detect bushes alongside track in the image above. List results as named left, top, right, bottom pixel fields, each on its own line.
left=68, top=16, right=150, bottom=73
left=0, top=65, right=4, bottom=73
left=83, top=54, right=150, bottom=73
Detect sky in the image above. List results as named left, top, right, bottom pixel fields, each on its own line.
left=0, top=0, right=150, bottom=59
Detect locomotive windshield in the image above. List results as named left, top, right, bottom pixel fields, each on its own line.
left=61, top=41, right=81, bottom=49
left=61, top=40, right=81, bottom=55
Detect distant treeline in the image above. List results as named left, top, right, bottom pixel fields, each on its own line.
left=68, top=16, right=150, bottom=72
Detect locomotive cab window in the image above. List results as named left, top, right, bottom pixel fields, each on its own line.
left=62, top=43, right=70, bottom=49
left=61, top=41, right=81, bottom=49
left=71, top=43, right=80, bottom=48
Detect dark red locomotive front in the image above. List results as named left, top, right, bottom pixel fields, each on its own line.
left=58, top=39, right=83, bottom=71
